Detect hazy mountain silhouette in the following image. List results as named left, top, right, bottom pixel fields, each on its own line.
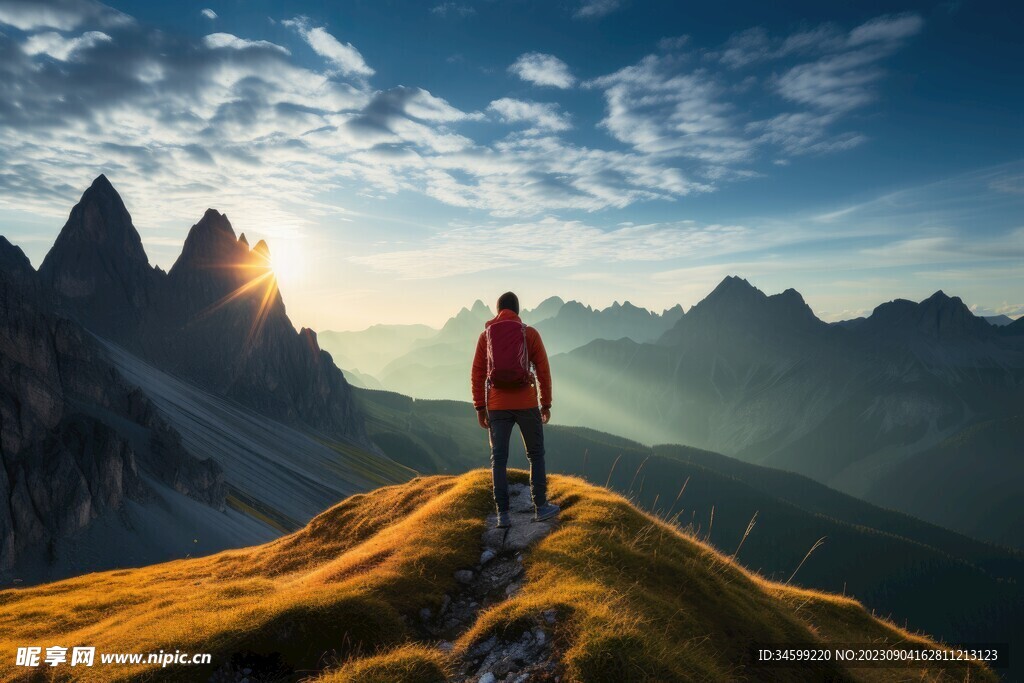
left=520, top=295, right=565, bottom=325
left=551, top=276, right=1024, bottom=547
left=985, top=314, right=1015, bottom=326
left=535, top=299, right=684, bottom=354
left=318, top=297, right=568, bottom=384
left=1004, top=315, right=1024, bottom=335
left=319, top=323, right=436, bottom=376
left=368, top=297, right=683, bottom=399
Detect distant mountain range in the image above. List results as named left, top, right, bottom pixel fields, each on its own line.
left=552, top=276, right=1024, bottom=547
left=322, top=296, right=685, bottom=398
left=325, top=275, right=1022, bottom=547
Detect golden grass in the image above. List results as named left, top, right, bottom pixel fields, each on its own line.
left=311, top=644, right=449, bottom=683
left=0, top=471, right=995, bottom=682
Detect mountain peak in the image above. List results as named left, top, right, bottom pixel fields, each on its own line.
left=170, top=209, right=244, bottom=275
left=37, top=175, right=156, bottom=323
left=661, top=277, right=824, bottom=346
left=471, top=299, right=490, bottom=315
left=700, top=276, right=765, bottom=309
left=253, top=239, right=271, bottom=258
left=0, top=236, right=32, bottom=276
left=41, top=174, right=147, bottom=262
left=89, top=173, right=114, bottom=192
left=863, top=291, right=990, bottom=340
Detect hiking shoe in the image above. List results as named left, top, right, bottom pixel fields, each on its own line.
left=495, top=511, right=512, bottom=529
left=534, top=502, right=560, bottom=522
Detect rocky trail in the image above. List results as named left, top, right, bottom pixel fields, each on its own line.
left=418, top=483, right=562, bottom=683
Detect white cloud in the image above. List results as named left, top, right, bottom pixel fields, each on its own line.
left=352, top=218, right=750, bottom=278
left=718, top=27, right=774, bottom=68
left=488, top=98, right=571, bottom=132
left=586, top=14, right=923, bottom=167
left=201, top=8, right=218, bottom=20
left=0, top=0, right=130, bottom=31
left=203, top=33, right=289, bottom=54
left=588, top=55, right=752, bottom=165
left=714, top=13, right=921, bottom=71
left=776, top=47, right=889, bottom=112
left=657, top=35, right=690, bottom=51
left=720, top=14, right=923, bottom=114
left=431, top=2, right=476, bottom=17
left=22, top=30, right=112, bottom=61
left=575, top=0, right=621, bottom=19
left=508, top=52, right=575, bottom=89
left=283, top=16, right=374, bottom=78
left=848, top=13, right=923, bottom=46
left=748, top=111, right=867, bottom=156
left=0, top=5, right=933, bottom=241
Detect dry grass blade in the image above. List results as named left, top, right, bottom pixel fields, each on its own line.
left=787, top=536, right=827, bottom=585
left=604, top=453, right=623, bottom=488
left=732, top=511, right=758, bottom=560
left=627, top=456, right=650, bottom=497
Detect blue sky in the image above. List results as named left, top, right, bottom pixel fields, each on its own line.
left=0, top=0, right=1021, bottom=329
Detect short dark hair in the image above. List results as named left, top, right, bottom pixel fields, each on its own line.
left=497, top=291, right=519, bottom=314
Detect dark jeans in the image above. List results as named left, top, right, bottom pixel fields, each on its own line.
left=488, top=407, right=546, bottom=513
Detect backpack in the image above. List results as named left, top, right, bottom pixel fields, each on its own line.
left=485, top=318, right=533, bottom=389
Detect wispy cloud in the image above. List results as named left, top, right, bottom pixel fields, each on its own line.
left=200, top=8, right=217, bottom=21
left=0, top=3, right=935, bottom=236
left=488, top=98, right=571, bottom=132
left=575, top=0, right=622, bottom=20
left=431, top=2, right=475, bottom=17
left=848, top=13, right=923, bottom=46
left=351, top=218, right=751, bottom=278
left=282, top=15, right=374, bottom=77
left=508, top=52, right=575, bottom=88
left=587, top=55, right=754, bottom=168
left=586, top=14, right=923, bottom=168
left=203, top=32, right=289, bottom=54
left=0, top=0, right=130, bottom=31
left=657, top=35, right=689, bottom=51
left=23, top=29, right=111, bottom=60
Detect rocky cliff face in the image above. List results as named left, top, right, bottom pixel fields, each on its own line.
left=35, top=179, right=368, bottom=446
left=37, top=175, right=164, bottom=339
left=0, top=237, right=223, bottom=570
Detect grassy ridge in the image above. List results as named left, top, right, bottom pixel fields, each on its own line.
left=355, top=388, right=1024, bottom=652
left=0, top=471, right=994, bottom=682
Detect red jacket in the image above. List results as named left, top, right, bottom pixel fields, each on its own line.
left=471, top=309, right=552, bottom=411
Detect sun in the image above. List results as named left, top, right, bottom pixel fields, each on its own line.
left=190, top=234, right=307, bottom=355
left=267, top=240, right=304, bottom=290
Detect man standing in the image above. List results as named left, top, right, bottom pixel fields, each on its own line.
left=472, top=292, right=559, bottom=528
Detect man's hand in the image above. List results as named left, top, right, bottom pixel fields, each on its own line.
left=540, top=406, right=551, bottom=424
left=477, top=409, right=490, bottom=430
